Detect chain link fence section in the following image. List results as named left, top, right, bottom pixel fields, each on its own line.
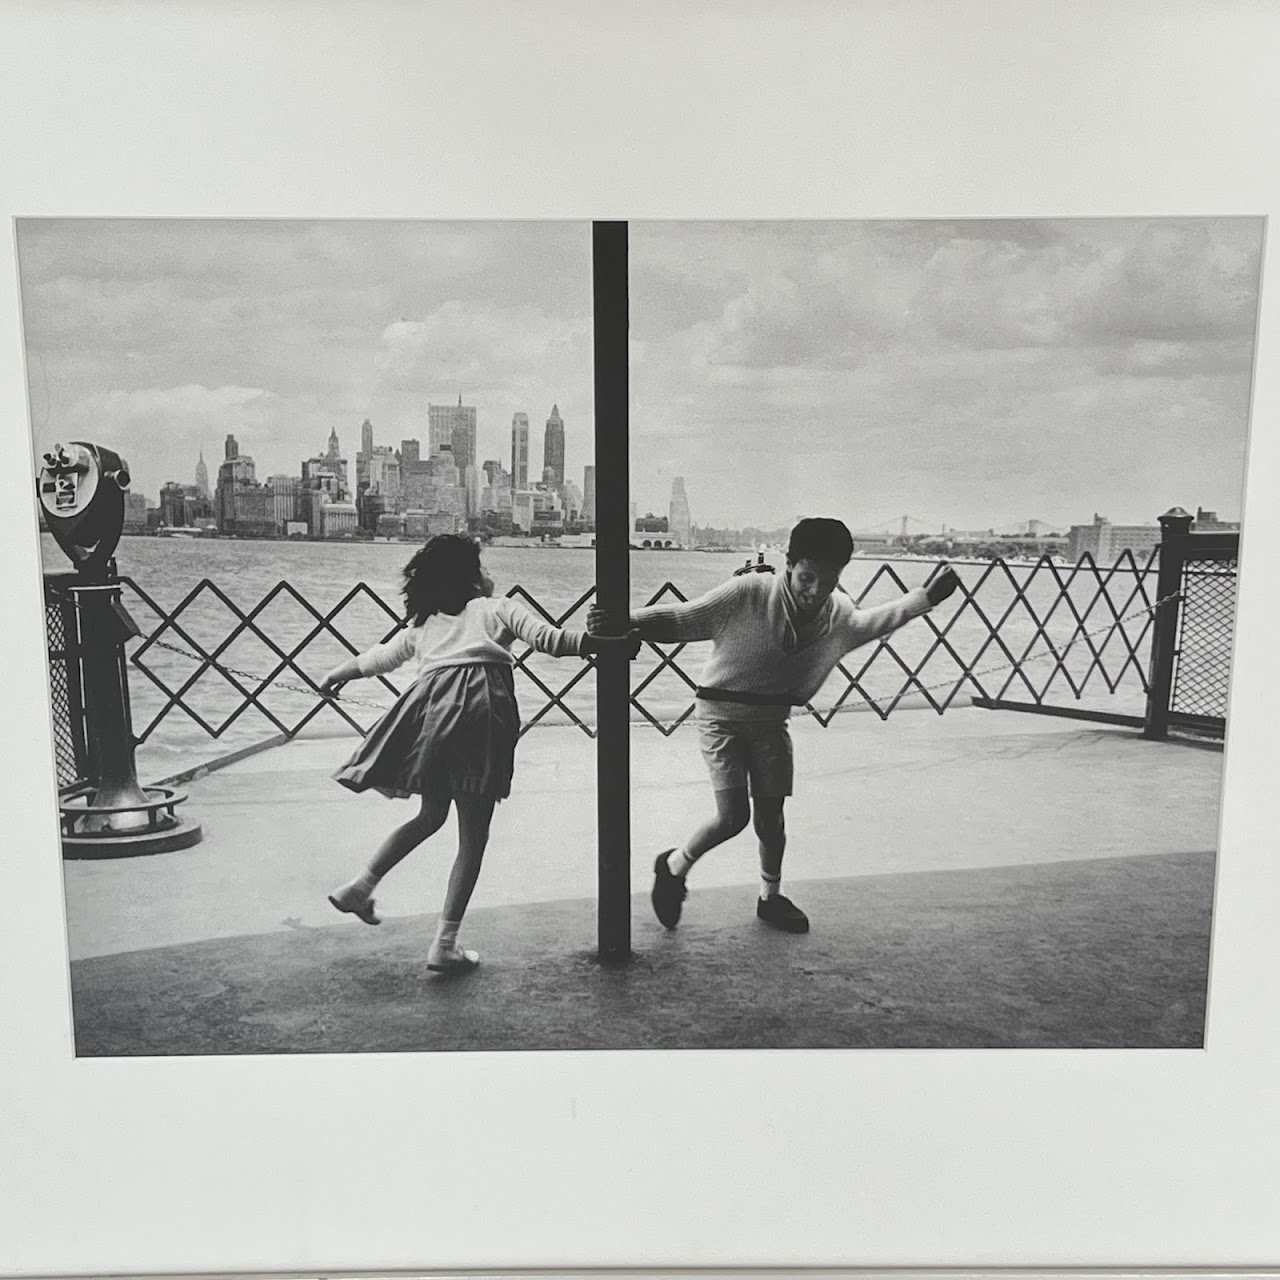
left=43, top=575, right=89, bottom=791
left=1171, top=555, right=1238, bottom=721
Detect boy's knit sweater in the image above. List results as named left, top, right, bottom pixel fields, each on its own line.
left=631, top=572, right=932, bottom=722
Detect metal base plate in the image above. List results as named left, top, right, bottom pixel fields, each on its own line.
left=61, top=820, right=204, bottom=860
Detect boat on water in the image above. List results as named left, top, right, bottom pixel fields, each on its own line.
left=155, top=525, right=209, bottom=539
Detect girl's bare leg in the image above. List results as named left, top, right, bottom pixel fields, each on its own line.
left=429, top=794, right=496, bottom=971
left=368, top=793, right=452, bottom=878
left=330, top=794, right=451, bottom=924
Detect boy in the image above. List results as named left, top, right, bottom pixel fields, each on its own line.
left=588, top=517, right=959, bottom=933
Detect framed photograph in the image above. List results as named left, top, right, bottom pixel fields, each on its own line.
left=2, top=0, right=1279, bottom=1275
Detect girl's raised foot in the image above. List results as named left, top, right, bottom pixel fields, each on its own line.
left=328, top=885, right=381, bottom=925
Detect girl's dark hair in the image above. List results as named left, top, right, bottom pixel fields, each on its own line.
left=402, top=534, right=483, bottom=625
left=787, top=517, right=854, bottom=567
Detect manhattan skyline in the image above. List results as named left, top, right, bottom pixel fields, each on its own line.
left=16, top=217, right=1262, bottom=531
left=17, top=220, right=594, bottom=504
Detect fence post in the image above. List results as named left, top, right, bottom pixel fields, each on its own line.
left=592, top=221, right=632, bottom=963
left=1143, top=506, right=1193, bottom=740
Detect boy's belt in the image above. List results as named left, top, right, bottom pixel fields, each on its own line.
left=695, top=685, right=803, bottom=707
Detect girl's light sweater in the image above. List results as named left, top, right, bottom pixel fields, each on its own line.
left=355, top=595, right=587, bottom=680
left=631, top=572, right=933, bottom=722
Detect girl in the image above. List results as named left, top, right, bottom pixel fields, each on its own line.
left=319, top=534, right=626, bottom=973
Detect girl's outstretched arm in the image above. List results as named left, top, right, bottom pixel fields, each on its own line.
left=321, top=627, right=417, bottom=693
left=494, top=597, right=588, bottom=657
left=319, top=656, right=363, bottom=695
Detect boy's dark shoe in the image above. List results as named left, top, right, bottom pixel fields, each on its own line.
left=651, top=850, right=688, bottom=929
left=757, top=894, right=809, bottom=933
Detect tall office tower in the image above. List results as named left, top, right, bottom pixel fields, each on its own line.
left=450, top=420, right=476, bottom=473
left=582, top=465, right=596, bottom=523
left=482, top=459, right=503, bottom=487
left=510, top=412, right=530, bottom=490
left=195, top=448, right=210, bottom=498
left=543, top=404, right=565, bottom=489
left=401, top=438, right=421, bottom=468
left=429, top=396, right=477, bottom=465
left=360, top=419, right=374, bottom=457
left=669, top=476, right=692, bottom=544
left=224, top=433, right=239, bottom=460
left=321, top=426, right=349, bottom=497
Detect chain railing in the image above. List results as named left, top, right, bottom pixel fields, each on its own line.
left=100, top=549, right=1173, bottom=755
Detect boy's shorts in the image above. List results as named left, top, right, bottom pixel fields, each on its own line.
left=697, top=718, right=794, bottom=797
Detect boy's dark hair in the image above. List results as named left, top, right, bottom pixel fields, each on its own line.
left=787, top=517, right=854, bottom=567
left=402, top=534, right=483, bottom=625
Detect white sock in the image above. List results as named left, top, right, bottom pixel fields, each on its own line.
left=432, top=918, right=461, bottom=952
left=760, top=872, right=782, bottom=901
left=667, top=847, right=696, bottom=878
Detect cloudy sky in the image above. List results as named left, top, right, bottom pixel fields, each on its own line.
left=18, top=217, right=1261, bottom=532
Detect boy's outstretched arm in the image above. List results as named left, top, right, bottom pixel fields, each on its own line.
left=839, top=563, right=962, bottom=649
left=589, top=576, right=749, bottom=644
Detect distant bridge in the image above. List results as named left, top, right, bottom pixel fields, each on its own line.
left=849, top=513, right=1066, bottom=537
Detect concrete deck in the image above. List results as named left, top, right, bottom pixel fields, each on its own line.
left=60, top=707, right=1223, bottom=1051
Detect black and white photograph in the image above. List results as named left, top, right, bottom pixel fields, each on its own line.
left=20, top=213, right=1260, bottom=1054
left=6, top=2, right=1280, bottom=1276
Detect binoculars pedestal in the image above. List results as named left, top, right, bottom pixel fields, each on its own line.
left=57, top=583, right=203, bottom=859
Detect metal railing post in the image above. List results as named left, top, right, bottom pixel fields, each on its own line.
left=592, top=221, right=632, bottom=962
left=1144, top=506, right=1193, bottom=740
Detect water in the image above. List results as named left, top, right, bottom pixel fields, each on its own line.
left=40, top=534, right=1159, bottom=778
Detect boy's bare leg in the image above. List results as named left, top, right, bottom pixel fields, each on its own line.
left=652, top=787, right=751, bottom=929
left=751, top=796, right=809, bottom=933
left=673, top=787, right=751, bottom=872
left=752, top=795, right=786, bottom=896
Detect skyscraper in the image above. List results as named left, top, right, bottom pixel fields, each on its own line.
left=401, top=438, right=421, bottom=468
left=510, top=412, right=529, bottom=490
left=215, top=436, right=271, bottom=534
left=322, top=426, right=349, bottom=497
left=360, top=418, right=374, bottom=457
left=583, top=465, right=596, bottom=523
left=195, top=448, right=210, bottom=498
left=450, top=421, right=475, bottom=473
left=669, top=476, right=691, bottom=545
left=543, top=404, right=565, bottom=490
left=429, top=397, right=476, bottom=466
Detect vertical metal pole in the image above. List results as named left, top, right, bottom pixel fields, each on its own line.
left=1143, top=507, right=1193, bottom=740
left=593, top=222, right=632, bottom=962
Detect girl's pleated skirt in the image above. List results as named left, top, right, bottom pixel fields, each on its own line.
left=334, top=662, right=520, bottom=802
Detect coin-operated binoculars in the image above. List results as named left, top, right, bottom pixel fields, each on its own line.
left=37, top=442, right=202, bottom=857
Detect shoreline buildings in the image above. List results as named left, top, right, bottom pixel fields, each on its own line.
left=184, top=402, right=598, bottom=541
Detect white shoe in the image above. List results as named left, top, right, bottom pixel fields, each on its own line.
left=427, top=943, right=481, bottom=973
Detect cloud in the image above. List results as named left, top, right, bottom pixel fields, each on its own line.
left=44, top=384, right=326, bottom=495
left=375, top=303, right=590, bottom=394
